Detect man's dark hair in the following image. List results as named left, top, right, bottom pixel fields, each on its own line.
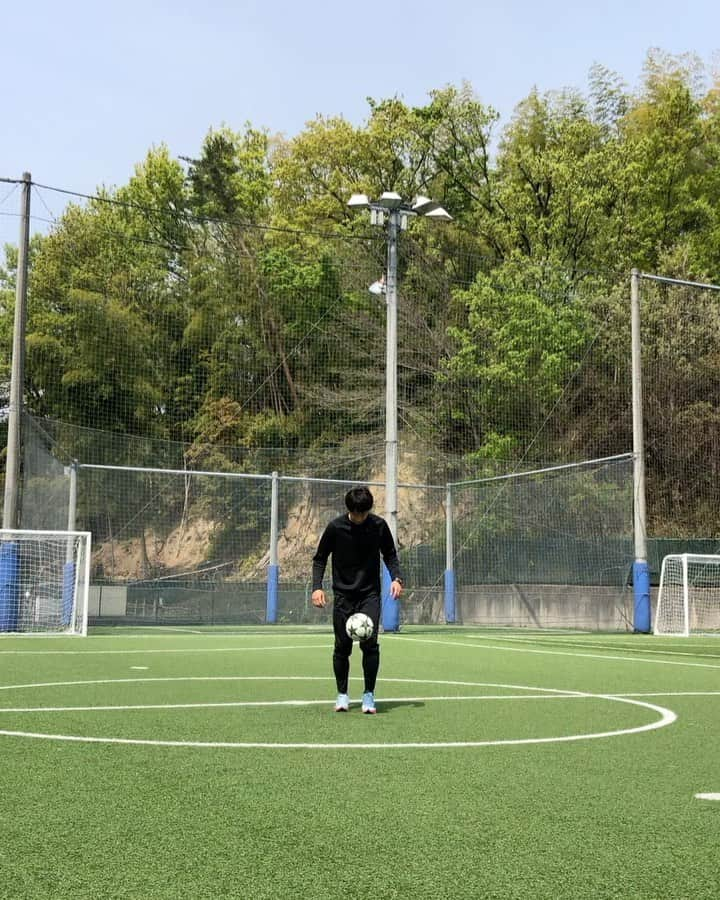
left=345, top=486, right=374, bottom=513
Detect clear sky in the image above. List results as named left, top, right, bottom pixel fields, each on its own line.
left=1, top=0, right=719, bottom=249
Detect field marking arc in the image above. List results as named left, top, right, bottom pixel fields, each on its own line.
left=397, top=636, right=720, bottom=671
left=0, top=676, right=677, bottom=750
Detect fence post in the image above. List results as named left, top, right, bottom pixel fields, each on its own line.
left=381, top=565, right=398, bottom=631
left=631, top=269, right=651, bottom=632
left=266, top=471, right=279, bottom=624
left=444, top=484, right=456, bottom=623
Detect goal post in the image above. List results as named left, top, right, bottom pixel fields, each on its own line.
left=654, top=553, right=720, bottom=637
left=0, top=529, right=91, bottom=636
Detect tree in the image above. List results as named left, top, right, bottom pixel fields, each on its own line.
left=437, top=255, right=591, bottom=462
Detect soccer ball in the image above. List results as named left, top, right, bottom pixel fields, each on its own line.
left=346, top=612, right=374, bottom=641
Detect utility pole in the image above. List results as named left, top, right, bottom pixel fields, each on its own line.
left=3, top=173, right=31, bottom=529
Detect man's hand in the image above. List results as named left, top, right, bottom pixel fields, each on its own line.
left=390, top=579, right=403, bottom=599
left=311, top=589, right=326, bottom=608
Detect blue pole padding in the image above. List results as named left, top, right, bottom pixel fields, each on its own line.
left=444, top=569, right=456, bottom=624
left=0, top=542, right=20, bottom=632
left=62, top=561, right=76, bottom=627
left=633, top=560, right=651, bottom=633
left=381, top=565, right=400, bottom=632
left=266, top=564, right=279, bottom=624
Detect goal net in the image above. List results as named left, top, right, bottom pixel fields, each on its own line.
left=654, top=553, right=720, bottom=636
left=0, top=529, right=91, bottom=635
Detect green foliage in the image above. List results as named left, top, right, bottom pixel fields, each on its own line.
left=7, top=49, right=720, bottom=539
left=439, top=256, right=590, bottom=455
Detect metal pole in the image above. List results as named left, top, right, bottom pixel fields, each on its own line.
left=630, top=268, right=650, bottom=631
left=266, top=470, right=279, bottom=624
left=67, top=462, right=78, bottom=534
left=444, top=484, right=456, bottom=623
left=385, top=210, right=399, bottom=544
left=378, top=209, right=401, bottom=633
left=66, top=461, right=78, bottom=565
left=2, top=173, right=31, bottom=530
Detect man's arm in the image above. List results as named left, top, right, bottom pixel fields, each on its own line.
left=311, top=522, right=334, bottom=607
left=379, top=520, right=404, bottom=598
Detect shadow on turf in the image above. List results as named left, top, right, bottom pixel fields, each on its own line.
left=373, top=699, right=425, bottom=714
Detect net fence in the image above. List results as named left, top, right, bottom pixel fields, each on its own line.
left=449, top=455, right=634, bottom=629
left=6, top=183, right=627, bottom=483
left=18, top=417, right=634, bottom=629
left=636, top=277, right=720, bottom=538
left=5, top=182, right=720, bottom=629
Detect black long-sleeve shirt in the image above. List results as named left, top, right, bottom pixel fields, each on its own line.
left=312, top=513, right=403, bottom=596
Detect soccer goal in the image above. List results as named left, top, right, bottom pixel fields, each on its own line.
left=0, top=529, right=91, bottom=636
left=654, top=553, right=720, bottom=636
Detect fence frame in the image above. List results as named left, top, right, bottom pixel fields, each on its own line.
left=65, top=454, right=633, bottom=629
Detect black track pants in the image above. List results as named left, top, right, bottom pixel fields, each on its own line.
left=332, top=593, right=381, bottom=694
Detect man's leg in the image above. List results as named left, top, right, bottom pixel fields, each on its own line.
left=360, top=639, right=380, bottom=693
left=358, top=595, right=381, bottom=693
left=332, top=596, right=353, bottom=694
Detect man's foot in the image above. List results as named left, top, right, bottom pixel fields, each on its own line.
left=335, top=693, right=349, bottom=712
left=361, top=691, right=376, bottom=714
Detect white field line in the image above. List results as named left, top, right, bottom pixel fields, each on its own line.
left=2, top=632, right=719, bottom=664
left=2, top=688, right=717, bottom=714
left=0, top=731, right=671, bottom=749
left=614, top=691, right=720, bottom=698
left=146, top=627, right=206, bottom=634
left=0, top=675, right=331, bottom=692
left=0, top=644, right=327, bottom=655
left=395, top=636, right=720, bottom=671
left=3, top=691, right=718, bottom=713
left=1, top=675, right=718, bottom=699
left=0, top=694, right=591, bottom=713
left=0, top=628, right=329, bottom=642
left=0, top=676, right=679, bottom=749
left=458, top=633, right=720, bottom=662
left=0, top=696, right=676, bottom=750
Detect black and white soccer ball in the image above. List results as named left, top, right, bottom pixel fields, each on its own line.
left=345, top=612, right=374, bottom=641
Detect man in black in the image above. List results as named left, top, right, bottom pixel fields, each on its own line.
left=311, top=486, right=403, bottom=714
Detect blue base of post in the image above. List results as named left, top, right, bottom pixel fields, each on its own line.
left=633, top=560, right=651, bottom=633
left=0, top=543, right=20, bottom=632
left=266, top=564, right=279, bottom=624
left=62, top=561, right=76, bottom=627
left=444, top=569, right=456, bottom=624
left=381, top=566, right=400, bottom=632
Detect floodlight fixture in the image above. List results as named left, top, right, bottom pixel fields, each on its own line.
left=424, top=206, right=453, bottom=221
left=377, top=191, right=403, bottom=209
left=347, top=193, right=370, bottom=209
left=411, top=195, right=439, bottom=215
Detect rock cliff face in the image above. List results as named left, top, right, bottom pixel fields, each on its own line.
left=92, top=517, right=218, bottom=580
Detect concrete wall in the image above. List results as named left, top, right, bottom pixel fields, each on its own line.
left=457, top=584, right=635, bottom=631
left=88, top=585, right=127, bottom=617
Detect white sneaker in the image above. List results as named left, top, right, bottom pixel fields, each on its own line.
left=335, top=693, right=349, bottom=712
left=361, top=691, right=376, bottom=714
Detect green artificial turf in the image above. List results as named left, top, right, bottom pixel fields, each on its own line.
left=0, top=626, right=718, bottom=899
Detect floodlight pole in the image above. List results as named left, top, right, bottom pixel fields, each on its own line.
left=3, top=172, right=31, bottom=530
left=385, top=209, right=400, bottom=544
left=347, top=192, right=451, bottom=630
